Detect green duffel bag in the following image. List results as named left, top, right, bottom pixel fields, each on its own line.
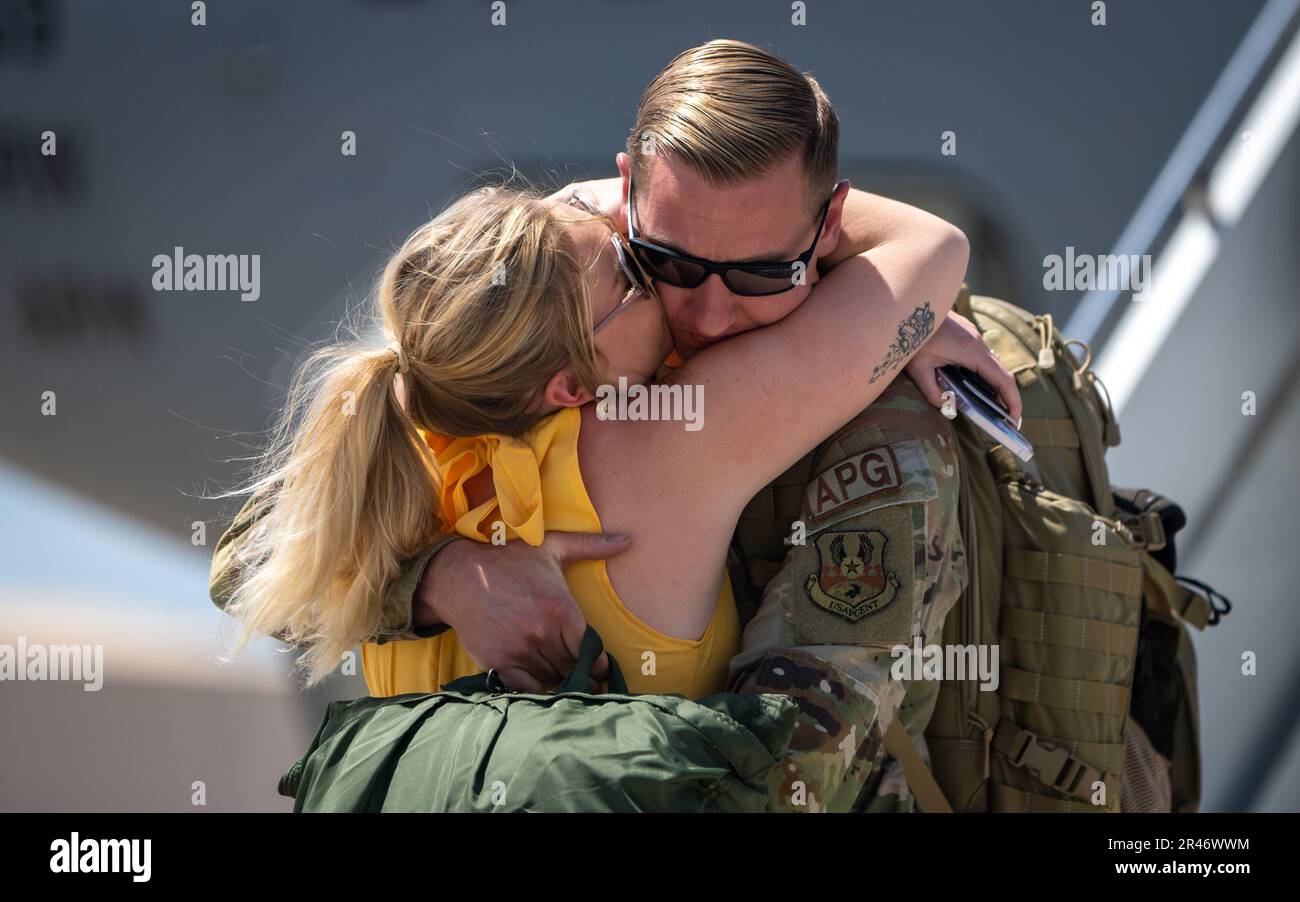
left=279, top=627, right=799, bottom=812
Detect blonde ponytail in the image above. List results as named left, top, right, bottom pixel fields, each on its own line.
left=221, top=336, right=442, bottom=685
left=216, top=184, right=605, bottom=685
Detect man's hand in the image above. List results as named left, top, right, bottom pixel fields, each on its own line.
left=905, top=312, right=1023, bottom=425
left=415, top=531, right=633, bottom=692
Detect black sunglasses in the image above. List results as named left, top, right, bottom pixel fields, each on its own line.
left=626, top=172, right=845, bottom=297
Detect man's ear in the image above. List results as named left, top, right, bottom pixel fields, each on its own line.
left=814, top=179, right=852, bottom=263
left=543, top=367, right=595, bottom=409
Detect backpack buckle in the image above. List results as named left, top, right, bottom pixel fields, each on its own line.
left=995, top=719, right=1102, bottom=803
left=1119, top=510, right=1167, bottom=552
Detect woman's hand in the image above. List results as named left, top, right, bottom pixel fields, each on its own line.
left=905, top=312, right=1023, bottom=426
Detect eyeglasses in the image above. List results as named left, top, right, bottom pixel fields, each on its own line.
left=564, top=189, right=662, bottom=334
left=626, top=171, right=846, bottom=297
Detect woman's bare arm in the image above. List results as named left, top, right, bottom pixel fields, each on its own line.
left=634, top=196, right=970, bottom=510
left=817, top=185, right=911, bottom=269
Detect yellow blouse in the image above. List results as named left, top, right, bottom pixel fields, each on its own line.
left=360, top=406, right=740, bottom=699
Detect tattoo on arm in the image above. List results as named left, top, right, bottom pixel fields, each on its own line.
left=869, top=302, right=936, bottom=383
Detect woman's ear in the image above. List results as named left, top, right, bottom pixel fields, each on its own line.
left=543, top=367, right=594, bottom=409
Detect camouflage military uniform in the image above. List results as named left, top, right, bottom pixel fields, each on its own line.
left=726, top=373, right=967, bottom=813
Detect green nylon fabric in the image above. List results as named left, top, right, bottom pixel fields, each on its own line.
left=280, top=688, right=798, bottom=812
left=279, top=628, right=800, bottom=812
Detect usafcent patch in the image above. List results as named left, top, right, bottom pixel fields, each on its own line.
left=791, top=503, right=920, bottom=647
left=804, top=528, right=900, bottom=622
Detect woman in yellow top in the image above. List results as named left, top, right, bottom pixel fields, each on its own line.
left=361, top=404, right=739, bottom=698
left=217, top=176, right=971, bottom=699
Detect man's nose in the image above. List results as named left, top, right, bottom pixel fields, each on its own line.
left=686, top=274, right=738, bottom=338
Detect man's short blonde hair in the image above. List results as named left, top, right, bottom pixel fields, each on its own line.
left=627, top=39, right=839, bottom=211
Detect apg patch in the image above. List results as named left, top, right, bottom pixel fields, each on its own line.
left=804, top=528, right=901, bottom=622
left=804, top=445, right=903, bottom=528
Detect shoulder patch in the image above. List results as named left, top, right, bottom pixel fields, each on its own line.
left=791, top=502, right=922, bottom=647
left=804, top=439, right=938, bottom=530
left=805, top=528, right=901, bottom=622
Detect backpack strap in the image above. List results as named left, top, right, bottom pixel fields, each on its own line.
left=1018, top=417, right=1082, bottom=450
left=883, top=720, right=953, bottom=813
left=1139, top=551, right=1214, bottom=630
left=970, top=297, right=1117, bottom=516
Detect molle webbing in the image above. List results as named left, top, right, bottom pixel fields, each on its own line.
left=999, top=607, right=1139, bottom=656
left=998, top=668, right=1131, bottom=717
left=1004, top=549, right=1143, bottom=598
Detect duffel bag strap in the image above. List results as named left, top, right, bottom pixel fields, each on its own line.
left=992, top=717, right=1103, bottom=804
left=557, top=626, right=629, bottom=694
left=443, top=626, right=629, bottom=695
left=883, top=720, right=953, bottom=813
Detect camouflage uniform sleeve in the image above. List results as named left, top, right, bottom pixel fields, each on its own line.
left=369, top=537, right=464, bottom=644
left=207, top=487, right=273, bottom=616
left=207, top=486, right=462, bottom=645
left=727, top=375, right=967, bottom=812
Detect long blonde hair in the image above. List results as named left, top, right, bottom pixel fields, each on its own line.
left=218, top=185, right=604, bottom=685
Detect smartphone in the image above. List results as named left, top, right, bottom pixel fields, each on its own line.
left=935, top=366, right=1035, bottom=462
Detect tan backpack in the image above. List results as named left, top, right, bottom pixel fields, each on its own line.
left=920, top=288, right=1229, bottom=813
